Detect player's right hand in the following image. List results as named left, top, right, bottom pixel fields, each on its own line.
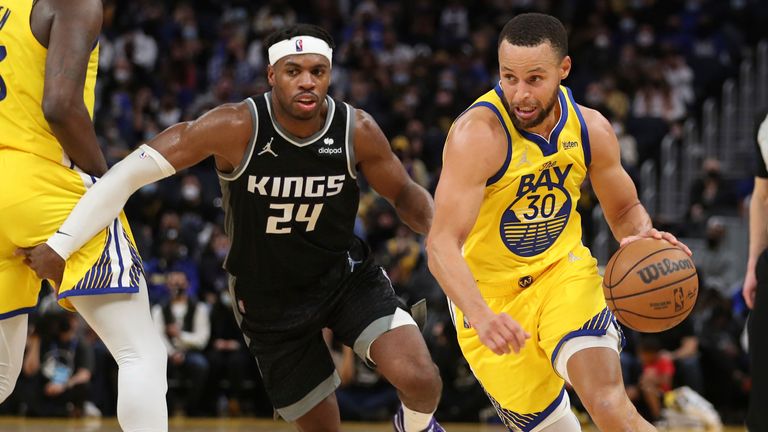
left=15, top=244, right=65, bottom=291
left=472, top=311, right=530, bottom=355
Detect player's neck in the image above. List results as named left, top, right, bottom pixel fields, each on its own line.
left=270, top=95, right=328, bottom=139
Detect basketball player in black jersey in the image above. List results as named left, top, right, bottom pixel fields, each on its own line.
left=20, top=24, right=444, bottom=432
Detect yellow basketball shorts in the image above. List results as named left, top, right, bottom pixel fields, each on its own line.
left=0, top=149, right=142, bottom=318
left=450, top=245, right=625, bottom=431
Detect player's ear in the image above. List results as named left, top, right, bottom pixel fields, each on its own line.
left=559, top=55, right=571, bottom=80
left=267, top=64, right=276, bottom=86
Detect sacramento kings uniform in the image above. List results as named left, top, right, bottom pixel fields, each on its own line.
left=217, top=92, right=400, bottom=420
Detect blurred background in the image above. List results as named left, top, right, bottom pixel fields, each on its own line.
left=2, top=0, right=767, bottom=427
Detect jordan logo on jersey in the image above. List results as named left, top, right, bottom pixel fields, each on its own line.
left=499, top=163, right=573, bottom=257
left=258, top=137, right=278, bottom=157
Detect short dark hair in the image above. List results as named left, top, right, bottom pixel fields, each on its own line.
left=498, top=13, right=568, bottom=59
left=264, top=24, right=336, bottom=51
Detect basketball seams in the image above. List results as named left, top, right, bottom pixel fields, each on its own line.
left=604, top=246, right=688, bottom=289
left=609, top=272, right=698, bottom=301
left=611, top=307, right=694, bottom=320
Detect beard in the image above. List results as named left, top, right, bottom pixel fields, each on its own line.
left=508, top=87, right=559, bottom=130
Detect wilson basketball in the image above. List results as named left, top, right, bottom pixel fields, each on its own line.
left=602, top=238, right=698, bottom=333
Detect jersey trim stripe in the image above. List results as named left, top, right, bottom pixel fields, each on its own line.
left=0, top=306, right=36, bottom=321
left=464, top=101, right=512, bottom=186
left=0, top=8, right=10, bottom=31
left=344, top=102, right=357, bottom=179
left=264, top=92, right=336, bottom=147
left=514, top=89, right=568, bottom=158
left=566, top=87, right=591, bottom=167
left=111, top=219, right=126, bottom=286
left=549, top=307, right=626, bottom=368
left=218, top=98, right=259, bottom=181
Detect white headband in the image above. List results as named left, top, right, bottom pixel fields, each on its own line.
left=268, top=35, right=333, bottom=65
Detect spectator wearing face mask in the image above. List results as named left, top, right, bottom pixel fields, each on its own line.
left=687, top=158, right=739, bottom=236
left=20, top=312, right=95, bottom=418
left=151, top=271, right=210, bottom=416
left=203, top=289, right=270, bottom=417
left=697, top=217, right=739, bottom=298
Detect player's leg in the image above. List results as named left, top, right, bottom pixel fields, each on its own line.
left=369, top=322, right=443, bottom=430
left=566, top=344, right=654, bottom=431
left=294, top=393, right=341, bottom=432
left=0, top=314, right=28, bottom=403
left=69, top=276, right=168, bottom=432
left=329, top=254, right=442, bottom=432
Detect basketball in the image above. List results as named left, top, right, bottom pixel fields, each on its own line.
left=602, top=238, right=698, bottom=333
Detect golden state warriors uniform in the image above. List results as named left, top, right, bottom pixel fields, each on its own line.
left=450, top=84, right=624, bottom=431
left=0, top=0, right=141, bottom=317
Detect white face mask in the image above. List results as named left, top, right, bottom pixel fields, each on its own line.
left=181, top=184, right=200, bottom=201
left=220, top=291, right=232, bottom=307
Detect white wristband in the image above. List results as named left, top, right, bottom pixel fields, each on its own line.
left=47, top=145, right=175, bottom=260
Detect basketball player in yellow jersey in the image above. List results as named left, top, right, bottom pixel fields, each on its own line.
left=0, top=0, right=167, bottom=430
left=428, top=13, right=691, bottom=432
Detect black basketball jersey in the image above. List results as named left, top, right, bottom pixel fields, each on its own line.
left=219, top=93, right=360, bottom=290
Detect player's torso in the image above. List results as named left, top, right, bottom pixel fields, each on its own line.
left=219, top=93, right=360, bottom=289
left=0, top=0, right=98, bottom=164
left=463, top=84, right=593, bottom=284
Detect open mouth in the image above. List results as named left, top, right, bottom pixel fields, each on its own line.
left=514, top=106, right=538, bottom=120
left=295, top=95, right=318, bottom=111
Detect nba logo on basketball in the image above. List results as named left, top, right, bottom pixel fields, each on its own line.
left=674, top=287, right=684, bottom=312
left=295, top=39, right=303, bottom=52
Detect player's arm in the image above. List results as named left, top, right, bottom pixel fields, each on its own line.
left=354, top=109, right=433, bottom=235
left=427, top=110, right=529, bottom=355
left=40, top=0, right=107, bottom=176
left=585, top=107, right=691, bottom=255
left=744, top=115, right=768, bottom=308
left=18, top=103, right=252, bottom=283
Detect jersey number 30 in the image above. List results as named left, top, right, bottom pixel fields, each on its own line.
left=266, top=203, right=324, bottom=234
left=0, top=45, right=7, bottom=101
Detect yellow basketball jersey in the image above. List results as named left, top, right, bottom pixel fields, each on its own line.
left=461, top=84, right=592, bottom=284
left=0, top=0, right=98, bottom=165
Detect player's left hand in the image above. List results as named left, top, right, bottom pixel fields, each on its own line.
left=620, top=228, right=692, bottom=256
left=15, top=244, right=65, bottom=291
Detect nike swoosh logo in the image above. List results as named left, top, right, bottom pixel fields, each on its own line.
left=55, top=230, right=72, bottom=237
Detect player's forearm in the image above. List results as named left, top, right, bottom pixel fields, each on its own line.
left=427, top=236, right=492, bottom=322
left=748, top=188, right=768, bottom=270
left=606, top=201, right=653, bottom=241
left=47, top=145, right=175, bottom=260
left=394, top=181, right=434, bottom=235
left=45, top=103, right=108, bottom=177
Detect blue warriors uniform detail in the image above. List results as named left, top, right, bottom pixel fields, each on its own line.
left=487, top=386, right=566, bottom=432
left=0, top=0, right=141, bottom=318
left=452, top=85, right=617, bottom=426
left=551, top=307, right=627, bottom=367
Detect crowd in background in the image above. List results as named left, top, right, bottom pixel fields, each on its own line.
left=2, top=0, right=768, bottom=425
